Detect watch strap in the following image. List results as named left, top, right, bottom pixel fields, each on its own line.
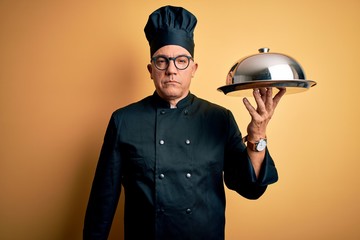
left=242, top=135, right=267, bottom=152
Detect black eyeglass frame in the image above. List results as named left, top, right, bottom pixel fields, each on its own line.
left=151, top=55, right=193, bottom=70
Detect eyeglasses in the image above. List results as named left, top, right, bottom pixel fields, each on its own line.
left=151, top=55, right=193, bottom=70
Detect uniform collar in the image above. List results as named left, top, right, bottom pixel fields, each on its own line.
left=152, top=91, right=194, bottom=109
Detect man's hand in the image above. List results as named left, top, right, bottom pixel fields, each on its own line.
left=242, top=87, right=286, bottom=177
left=243, top=87, right=286, bottom=142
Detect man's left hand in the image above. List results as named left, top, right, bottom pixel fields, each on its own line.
left=243, top=87, right=286, bottom=142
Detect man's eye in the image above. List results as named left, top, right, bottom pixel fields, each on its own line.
left=177, top=58, right=187, bottom=64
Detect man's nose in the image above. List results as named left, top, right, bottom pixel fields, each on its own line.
left=166, top=59, right=177, bottom=74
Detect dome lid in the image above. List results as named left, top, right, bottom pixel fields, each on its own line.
left=218, top=48, right=316, bottom=96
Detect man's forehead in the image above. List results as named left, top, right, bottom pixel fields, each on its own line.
left=153, top=45, right=191, bottom=57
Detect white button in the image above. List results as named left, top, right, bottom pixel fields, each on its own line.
left=159, top=140, right=165, bottom=145
left=185, top=139, right=190, bottom=145
left=157, top=208, right=165, bottom=213
left=159, top=174, right=165, bottom=179
left=186, top=173, right=191, bottom=178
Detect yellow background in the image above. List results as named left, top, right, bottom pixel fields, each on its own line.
left=1, top=0, right=359, bottom=239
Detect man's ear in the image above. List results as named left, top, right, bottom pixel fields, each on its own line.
left=192, top=62, right=198, bottom=77
left=147, top=64, right=153, bottom=79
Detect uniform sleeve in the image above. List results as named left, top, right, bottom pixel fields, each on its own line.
left=83, top=114, right=123, bottom=239
left=223, top=110, right=278, bottom=200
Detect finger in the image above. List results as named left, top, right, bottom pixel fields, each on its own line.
left=265, top=87, right=273, bottom=109
left=259, top=88, right=267, bottom=102
left=272, top=87, right=286, bottom=108
left=253, top=88, right=266, bottom=113
left=243, top=97, right=259, bottom=118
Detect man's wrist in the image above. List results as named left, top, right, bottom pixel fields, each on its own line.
left=245, top=134, right=266, bottom=143
left=243, top=135, right=267, bottom=152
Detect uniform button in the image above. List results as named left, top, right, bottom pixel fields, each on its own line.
left=157, top=208, right=165, bottom=214
left=184, top=109, right=189, bottom=115
left=185, top=139, right=191, bottom=145
left=159, top=140, right=165, bottom=145
left=186, top=173, right=191, bottom=178
left=160, top=110, right=166, bottom=115
left=186, top=208, right=192, bottom=214
left=159, top=173, right=165, bottom=179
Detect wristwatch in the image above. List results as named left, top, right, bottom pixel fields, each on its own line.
left=243, top=135, right=267, bottom=152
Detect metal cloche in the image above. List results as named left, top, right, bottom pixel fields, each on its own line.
left=218, top=48, right=317, bottom=96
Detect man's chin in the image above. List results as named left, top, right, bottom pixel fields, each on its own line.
left=159, top=90, right=184, bottom=100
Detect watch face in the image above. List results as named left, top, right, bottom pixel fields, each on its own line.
left=256, top=139, right=267, bottom=151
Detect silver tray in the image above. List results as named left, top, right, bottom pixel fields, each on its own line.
left=217, top=80, right=317, bottom=96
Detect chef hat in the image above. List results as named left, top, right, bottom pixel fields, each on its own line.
left=144, top=5, right=197, bottom=57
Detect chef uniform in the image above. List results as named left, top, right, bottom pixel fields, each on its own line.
left=84, top=6, right=278, bottom=240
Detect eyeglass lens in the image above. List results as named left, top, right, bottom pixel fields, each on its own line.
left=153, top=55, right=191, bottom=70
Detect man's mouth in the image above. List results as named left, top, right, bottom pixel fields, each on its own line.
left=164, top=80, right=180, bottom=85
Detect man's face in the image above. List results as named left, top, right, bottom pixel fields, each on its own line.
left=147, top=45, right=198, bottom=105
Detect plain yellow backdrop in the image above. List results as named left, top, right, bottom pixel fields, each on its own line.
left=1, top=0, right=359, bottom=239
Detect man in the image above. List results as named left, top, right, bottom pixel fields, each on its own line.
left=84, top=5, right=286, bottom=240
